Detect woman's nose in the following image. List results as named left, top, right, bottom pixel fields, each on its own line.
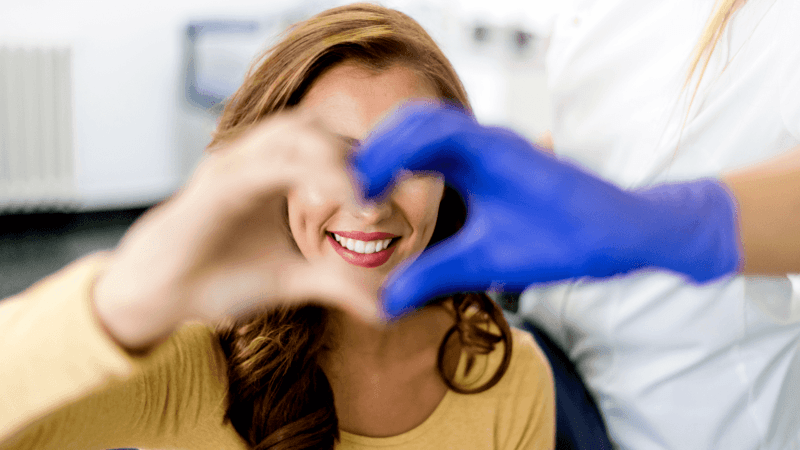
left=348, top=199, right=392, bottom=223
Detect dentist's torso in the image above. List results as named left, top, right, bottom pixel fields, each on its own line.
left=523, top=0, right=800, bottom=448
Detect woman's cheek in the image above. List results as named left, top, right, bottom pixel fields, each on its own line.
left=287, top=187, right=339, bottom=258
left=394, top=174, right=444, bottom=201
left=394, top=176, right=444, bottom=238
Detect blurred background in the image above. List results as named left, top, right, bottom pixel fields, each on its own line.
left=0, top=0, right=558, bottom=298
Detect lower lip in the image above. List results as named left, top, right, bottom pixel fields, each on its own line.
left=327, top=234, right=397, bottom=268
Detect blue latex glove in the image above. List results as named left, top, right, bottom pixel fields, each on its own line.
left=351, top=104, right=742, bottom=317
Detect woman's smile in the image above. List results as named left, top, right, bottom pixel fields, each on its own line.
left=327, top=231, right=400, bottom=268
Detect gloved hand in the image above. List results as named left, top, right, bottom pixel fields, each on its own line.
left=352, top=104, right=742, bottom=317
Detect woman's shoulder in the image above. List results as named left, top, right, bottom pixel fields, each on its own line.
left=138, top=321, right=229, bottom=386
left=490, top=327, right=556, bottom=447
left=495, top=327, right=554, bottom=397
left=114, top=321, right=237, bottom=443
left=451, top=324, right=553, bottom=396
left=438, top=327, right=555, bottom=448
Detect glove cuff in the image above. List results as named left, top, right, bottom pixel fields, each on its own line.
left=634, top=179, right=742, bottom=283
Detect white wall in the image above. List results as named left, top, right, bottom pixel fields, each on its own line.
left=0, top=0, right=556, bottom=210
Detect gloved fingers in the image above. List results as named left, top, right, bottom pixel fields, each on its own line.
left=352, top=102, right=481, bottom=200
left=380, top=236, right=491, bottom=317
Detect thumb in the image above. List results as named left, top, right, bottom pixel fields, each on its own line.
left=279, top=261, right=382, bottom=324
left=352, top=103, right=477, bottom=200
left=381, top=236, right=490, bottom=318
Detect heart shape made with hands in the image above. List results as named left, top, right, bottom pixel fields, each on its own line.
left=352, top=103, right=740, bottom=317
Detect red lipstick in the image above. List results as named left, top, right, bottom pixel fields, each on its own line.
left=327, top=232, right=398, bottom=268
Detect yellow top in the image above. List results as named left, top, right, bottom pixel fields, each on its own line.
left=0, top=254, right=554, bottom=450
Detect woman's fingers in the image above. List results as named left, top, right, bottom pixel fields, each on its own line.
left=95, top=111, right=380, bottom=348
left=278, top=261, right=383, bottom=324
left=190, top=258, right=382, bottom=325
left=193, top=115, right=358, bottom=212
left=226, top=110, right=351, bottom=169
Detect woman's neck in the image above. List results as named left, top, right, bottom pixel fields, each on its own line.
left=331, top=305, right=453, bottom=365
left=320, top=304, right=456, bottom=437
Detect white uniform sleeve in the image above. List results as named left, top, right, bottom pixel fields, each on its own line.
left=779, top=0, right=800, bottom=140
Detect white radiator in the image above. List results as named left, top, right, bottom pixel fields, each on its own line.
left=0, top=45, right=76, bottom=213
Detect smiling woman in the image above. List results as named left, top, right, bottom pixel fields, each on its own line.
left=0, top=4, right=554, bottom=450
left=291, top=64, right=443, bottom=277
left=213, top=6, right=553, bottom=448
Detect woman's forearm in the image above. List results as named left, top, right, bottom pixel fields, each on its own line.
left=721, top=145, right=800, bottom=275
left=0, top=255, right=135, bottom=442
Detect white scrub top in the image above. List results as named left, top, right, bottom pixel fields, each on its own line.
left=522, top=0, right=800, bottom=449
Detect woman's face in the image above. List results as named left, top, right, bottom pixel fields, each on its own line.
left=289, top=63, right=444, bottom=294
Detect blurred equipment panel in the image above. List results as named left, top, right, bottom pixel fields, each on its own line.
left=176, top=7, right=321, bottom=185
left=184, top=20, right=263, bottom=110
left=176, top=18, right=284, bottom=182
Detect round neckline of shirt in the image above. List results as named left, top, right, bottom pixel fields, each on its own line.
left=338, top=388, right=455, bottom=446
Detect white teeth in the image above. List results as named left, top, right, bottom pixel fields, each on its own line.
left=331, top=233, right=395, bottom=254
left=354, top=240, right=365, bottom=253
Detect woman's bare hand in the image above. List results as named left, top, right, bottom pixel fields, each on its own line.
left=93, top=112, right=379, bottom=351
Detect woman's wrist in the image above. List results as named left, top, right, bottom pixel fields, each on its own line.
left=91, top=259, right=182, bottom=353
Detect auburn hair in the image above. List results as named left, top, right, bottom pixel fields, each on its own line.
left=213, top=4, right=512, bottom=450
